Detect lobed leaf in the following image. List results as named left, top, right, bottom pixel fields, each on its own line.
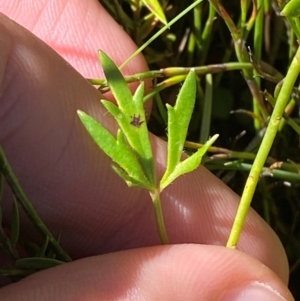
left=100, top=52, right=156, bottom=185
left=160, top=135, right=219, bottom=191
left=77, top=110, right=153, bottom=190
left=161, top=71, right=197, bottom=184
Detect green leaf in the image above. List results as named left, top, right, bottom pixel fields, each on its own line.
left=77, top=110, right=153, bottom=190
left=16, top=257, right=64, bottom=270
left=160, top=71, right=197, bottom=185
left=281, top=0, right=300, bottom=17
left=10, top=197, right=20, bottom=248
left=160, top=135, right=218, bottom=190
left=142, top=0, right=167, bottom=25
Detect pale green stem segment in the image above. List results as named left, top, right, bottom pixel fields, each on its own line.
left=0, top=147, right=71, bottom=262
left=253, top=0, right=264, bottom=130
left=150, top=189, right=168, bottom=244
left=226, top=45, right=300, bottom=248
left=199, top=74, right=213, bottom=143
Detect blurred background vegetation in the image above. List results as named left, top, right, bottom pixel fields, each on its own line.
left=99, top=0, right=300, bottom=298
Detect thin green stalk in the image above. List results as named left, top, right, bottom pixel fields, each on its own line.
left=88, top=62, right=253, bottom=88
left=193, top=0, right=202, bottom=42
left=150, top=190, right=169, bottom=244
left=226, top=45, right=300, bottom=248
left=199, top=2, right=216, bottom=65
left=199, top=74, right=213, bottom=142
left=289, top=31, right=296, bottom=63
left=209, top=0, right=269, bottom=120
left=205, top=161, right=300, bottom=183
left=263, top=0, right=271, bottom=53
left=241, top=0, right=251, bottom=34
left=187, top=31, right=196, bottom=66
left=0, top=147, right=71, bottom=262
left=253, top=0, right=264, bottom=130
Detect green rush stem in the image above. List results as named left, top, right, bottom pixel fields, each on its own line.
left=88, top=62, right=253, bottom=86
left=0, top=147, right=71, bottom=262
left=226, top=45, right=300, bottom=248
left=199, top=2, right=216, bottom=65
left=240, top=0, right=251, bottom=32
left=193, top=0, right=202, bottom=42
left=150, top=190, right=169, bottom=244
left=209, top=0, right=268, bottom=120
left=253, top=0, right=264, bottom=130
left=187, top=32, right=196, bottom=66
left=199, top=74, right=213, bottom=142
left=206, top=162, right=300, bottom=183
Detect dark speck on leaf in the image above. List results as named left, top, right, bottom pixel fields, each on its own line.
left=130, top=114, right=144, bottom=127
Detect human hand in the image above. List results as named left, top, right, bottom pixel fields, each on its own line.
left=0, top=1, right=294, bottom=300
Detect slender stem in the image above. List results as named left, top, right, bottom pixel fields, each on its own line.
left=150, top=190, right=169, bottom=244
left=199, top=2, right=216, bottom=65
left=253, top=0, right=264, bottom=130
left=209, top=0, right=268, bottom=119
left=0, top=147, right=71, bottom=262
left=226, top=45, right=300, bottom=248
left=88, top=62, right=253, bottom=87
left=199, top=74, right=213, bottom=142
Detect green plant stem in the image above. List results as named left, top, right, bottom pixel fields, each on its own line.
left=206, top=161, right=300, bottom=183
left=209, top=0, right=268, bottom=120
left=89, top=62, right=253, bottom=94
left=193, top=0, right=202, bottom=43
left=150, top=190, right=169, bottom=244
left=0, top=147, right=71, bottom=262
left=253, top=0, right=264, bottom=130
left=199, top=2, right=216, bottom=65
left=199, top=74, right=213, bottom=142
left=226, top=45, right=300, bottom=248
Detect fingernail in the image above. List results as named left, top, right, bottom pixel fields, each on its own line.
left=220, top=281, right=293, bottom=301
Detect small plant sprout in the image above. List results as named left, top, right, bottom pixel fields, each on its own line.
left=78, top=52, right=218, bottom=244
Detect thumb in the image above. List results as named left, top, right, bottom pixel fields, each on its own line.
left=0, top=245, right=294, bottom=301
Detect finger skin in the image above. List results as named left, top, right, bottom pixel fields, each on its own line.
left=0, top=0, right=147, bottom=78
left=0, top=245, right=294, bottom=301
left=0, top=2, right=288, bottom=284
